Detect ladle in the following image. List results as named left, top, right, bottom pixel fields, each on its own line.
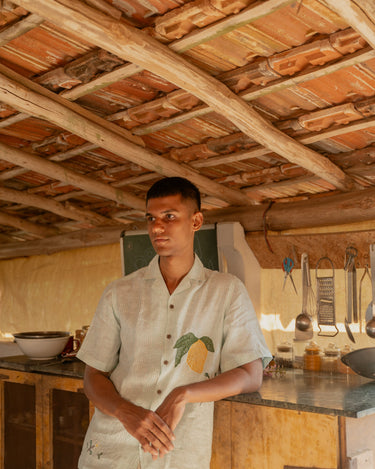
left=296, top=254, right=312, bottom=332
left=366, top=244, right=375, bottom=338
left=295, top=312, right=311, bottom=331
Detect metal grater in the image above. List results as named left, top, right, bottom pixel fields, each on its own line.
left=316, top=257, right=339, bottom=337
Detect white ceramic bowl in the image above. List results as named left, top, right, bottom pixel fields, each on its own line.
left=13, top=331, right=70, bottom=360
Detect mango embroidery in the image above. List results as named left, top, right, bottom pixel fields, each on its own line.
left=174, top=332, right=214, bottom=373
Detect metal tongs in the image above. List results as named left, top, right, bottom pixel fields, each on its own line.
left=344, top=246, right=358, bottom=343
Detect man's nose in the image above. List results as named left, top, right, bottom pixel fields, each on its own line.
left=152, top=219, right=164, bottom=233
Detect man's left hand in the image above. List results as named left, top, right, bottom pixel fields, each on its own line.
left=155, top=387, right=187, bottom=432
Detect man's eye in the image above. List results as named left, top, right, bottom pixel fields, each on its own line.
left=146, top=216, right=155, bottom=222
left=166, top=214, right=175, bottom=220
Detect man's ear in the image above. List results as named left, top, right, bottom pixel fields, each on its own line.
left=192, top=211, right=203, bottom=231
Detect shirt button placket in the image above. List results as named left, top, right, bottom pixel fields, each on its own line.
left=166, top=301, right=174, bottom=340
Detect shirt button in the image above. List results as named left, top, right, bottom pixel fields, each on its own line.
left=169, top=304, right=174, bottom=309
left=166, top=334, right=172, bottom=339
left=157, top=389, right=162, bottom=394
left=163, top=360, right=169, bottom=365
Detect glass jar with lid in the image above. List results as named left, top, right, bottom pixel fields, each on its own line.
left=275, top=342, right=294, bottom=369
left=304, top=341, right=321, bottom=371
left=321, top=343, right=340, bottom=374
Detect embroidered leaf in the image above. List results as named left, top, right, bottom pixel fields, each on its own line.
left=175, top=344, right=190, bottom=367
left=200, top=336, right=215, bottom=352
left=174, top=332, right=198, bottom=349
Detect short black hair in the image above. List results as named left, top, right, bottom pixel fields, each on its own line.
left=146, top=177, right=201, bottom=211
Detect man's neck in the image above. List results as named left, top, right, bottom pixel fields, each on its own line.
left=159, top=254, right=195, bottom=294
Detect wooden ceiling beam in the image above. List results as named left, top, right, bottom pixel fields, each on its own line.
left=131, top=47, right=375, bottom=137
left=0, top=142, right=98, bottom=181
left=323, top=0, right=375, bottom=49
left=0, top=210, right=59, bottom=238
left=0, top=31, right=370, bottom=188
left=60, top=0, right=294, bottom=100
left=170, top=0, right=295, bottom=52
left=4, top=183, right=375, bottom=259
left=203, top=185, right=375, bottom=232
left=0, top=142, right=146, bottom=210
left=13, top=0, right=354, bottom=192
left=0, top=65, right=254, bottom=207
left=0, top=224, right=128, bottom=259
left=0, top=185, right=117, bottom=226
left=0, top=12, right=44, bottom=46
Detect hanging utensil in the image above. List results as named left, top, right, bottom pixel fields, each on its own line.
left=366, top=244, right=375, bottom=338
left=316, top=257, right=338, bottom=337
left=359, top=264, right=371, bottom=333
left=282, top=257, right=298, bottom=294
left=295, top=253, right=314, bottom=341
left=344, top=246, right=357, bottom=343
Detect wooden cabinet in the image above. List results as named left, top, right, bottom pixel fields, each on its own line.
left=0, top=369, right=91, bottom=469
left=211, top=401, right=347, bottom=469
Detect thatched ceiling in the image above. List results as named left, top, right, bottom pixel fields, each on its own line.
left=1, top=0, right=375, bottom=260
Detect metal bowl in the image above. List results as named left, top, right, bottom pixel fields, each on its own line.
left=341, top=347, right=375, bottom=379
left=13, top=331, right=70, bottom=360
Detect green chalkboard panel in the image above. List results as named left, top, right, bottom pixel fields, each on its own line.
left=121, top=225, right=218, bottom=275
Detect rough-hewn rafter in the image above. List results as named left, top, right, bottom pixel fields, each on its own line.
left=324, top=0, right=375, bottom=49
left=12, top=0, right=354, bottom=192
left=0, top=12, right=44, bottom=46
left=2, top=182, right=375, bottom=259
left=0, top=186, right=118, bottom=226
left=0, top=210, right=59, bottom=238
left=0, top=65, right=254, bottom=207
left=0, top=142, right=146, bottom=210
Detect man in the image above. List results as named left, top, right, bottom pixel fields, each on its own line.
left=77, top=177, right=272, bottom=469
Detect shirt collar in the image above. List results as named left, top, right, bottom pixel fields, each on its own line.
left=145, top=254, right=206, bottom=283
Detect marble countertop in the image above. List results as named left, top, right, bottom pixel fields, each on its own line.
left=0, top=354, right=85, bottom=378
left=229, top=369, right=375, bottom=418
left=1, top=356, right=374, bottom=418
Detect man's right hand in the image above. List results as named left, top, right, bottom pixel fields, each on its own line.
left=83, top=365, right=175, bottom=460
left=114, top=400, right=175, bottom=459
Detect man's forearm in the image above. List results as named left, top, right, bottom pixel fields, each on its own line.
left=156, top=359, right=263, bottom=431
left=83, top=364, right=128, bottom=418
left=181, top=359, right=263, bottom=404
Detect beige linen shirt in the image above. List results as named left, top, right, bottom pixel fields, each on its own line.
left=77, top=255, right=271, bottom=469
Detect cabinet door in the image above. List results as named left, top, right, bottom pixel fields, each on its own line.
left=42, top=376, right=90, bottom=469
left=0, top=371, right=43, bottom=469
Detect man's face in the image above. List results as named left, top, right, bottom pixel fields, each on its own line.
left=146, top=194, right=203, bottom=259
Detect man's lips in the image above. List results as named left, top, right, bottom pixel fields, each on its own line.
left=152, top=237, right=168, bottom=244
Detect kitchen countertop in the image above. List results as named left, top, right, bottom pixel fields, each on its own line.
left=0, top=356, right=374, bottom=418
left=229, top=368, right=375, bottom=418
left=0, top=354, right=85, bottom=378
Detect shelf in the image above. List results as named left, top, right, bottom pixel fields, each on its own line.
left=6, top=421, right=35, bottom=432
left=54, top=433, right=85, bottom=445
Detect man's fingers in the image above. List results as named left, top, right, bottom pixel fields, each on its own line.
left=152, top=414, right=175, bottom=443
left=146, top=423, right=174, bottom=453
left=141, top=437, right=167, bottom=460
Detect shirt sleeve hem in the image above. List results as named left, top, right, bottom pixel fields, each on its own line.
left=76, top=351, right=116, bottom=373
left=221, top=352, right=273, bottom=373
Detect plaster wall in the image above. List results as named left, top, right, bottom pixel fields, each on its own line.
left=1, top=243, right=375, bottom=358
left=0, top=243, right=122, bottom=336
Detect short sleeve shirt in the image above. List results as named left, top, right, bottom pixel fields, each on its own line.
left=77, top=255, right=272, bottom=469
